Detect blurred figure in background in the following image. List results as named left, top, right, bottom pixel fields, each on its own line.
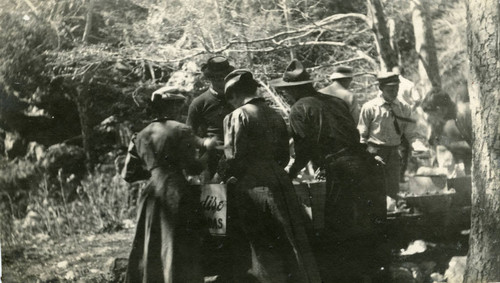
left=421, top=88, right=471, bottom=174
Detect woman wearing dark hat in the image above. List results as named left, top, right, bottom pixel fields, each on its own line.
left=187, top=56, right=235, bottom=182
left=122, top=92, right=218, bottom=283
left=222, top=69, right=321, bottom=283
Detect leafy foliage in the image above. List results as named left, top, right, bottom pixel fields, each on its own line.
left=0, top=12, right=55, bottom=97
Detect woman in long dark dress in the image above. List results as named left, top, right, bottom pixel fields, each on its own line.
left=122, top=92, right=216, bottom=283
left=222, top=70, right=321, bottom=283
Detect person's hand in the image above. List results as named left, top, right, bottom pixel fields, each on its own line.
left=411, top=140, right=429, bottom=152
left=374, top=155, right=386, bottom=166
left=365, top=144, right=385, bottom=166
left=226, top=176, right=238, bottom=184
left=367, top=144, right=378, bottom=155
left=203, top=137, right=222, bottom=151
left=314, top=168, right=326, bottom=181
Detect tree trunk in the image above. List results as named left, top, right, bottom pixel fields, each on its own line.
left=282, top=0, right=296, bottom=60
left=76, top=84, right=93, bottom=172
left=366, top=0, right=399, bottom=72
left=213, top=0, right=225, bottom=45
left=464, top=0, right=500, bottom=282
left=241, top=0, right=254, bottom=69
left=387, top=18, right=402, bottom=71
left=411, top=0, right=441, bottom=94
left=82, top=0, right=95, bottom=43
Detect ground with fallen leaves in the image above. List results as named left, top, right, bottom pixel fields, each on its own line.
left=2, top=229, right=134, bottom=282
left=2, top=208, right=470, bottom=283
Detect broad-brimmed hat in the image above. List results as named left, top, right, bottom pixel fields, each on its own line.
left=201, top=56, right=235, bottom=79
left=269, top=60, right=315, bottom=88
left=329, top=66, right=354, bottom=80
left=224, top=69, right=260, bottom=95
left=377, top=72, right=400, bottom=86
left=150, top=92, right=186, bottom=102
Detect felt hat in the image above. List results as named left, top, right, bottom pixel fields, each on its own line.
left=268, top=60, right=315, bottom=88
left=150, top=91, right=186, bottom=102
left=377, top=72, right=400, bottom=86
left=201, top=56, right=235, bottom=79
left=224, top=69, right=260, bottom=95
left=329, top=66, right=354, bottom=80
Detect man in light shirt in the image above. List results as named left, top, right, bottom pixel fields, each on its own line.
left=358, top=72, right=428, bottom=199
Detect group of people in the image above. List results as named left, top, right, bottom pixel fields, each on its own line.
left=121, top=55, right=429, bottom=283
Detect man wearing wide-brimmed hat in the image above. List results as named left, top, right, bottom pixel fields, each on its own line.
left=187, top=56, right=235, bottom=181
left=270, top=60, right=387, bottom=282
left=319, top=66, right=361, bottom=123
left=269, top=60, right=360, bottom=183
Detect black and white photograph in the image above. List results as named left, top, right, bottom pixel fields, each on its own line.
left=0, top=0, right=498, bottom=282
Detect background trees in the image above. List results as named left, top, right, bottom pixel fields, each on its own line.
left=0, top=0, right=470, bottom=227
left=0, top=0, right=467, bottom=159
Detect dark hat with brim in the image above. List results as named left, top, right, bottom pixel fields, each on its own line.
left=224, top=69, right=260, bottom=94
left=150, top=92, right=186, bottom=102
left=377, top=72, right=400, bottom=86
left=201, top=56, right=235, bottom=79
left=330, top=66, right=354, bottom=80
left=269, top=60, right=315, bottom=88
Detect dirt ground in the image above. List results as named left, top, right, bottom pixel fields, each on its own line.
left=2, top=229, right=134, bottom=283
left=2, top=217, right=469, bottom=283
left=2, top=204, right=470, bottom=283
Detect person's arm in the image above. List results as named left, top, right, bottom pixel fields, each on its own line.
left=178, top=126, right=204, bottom=175
left=223, top=110, right=249, bottom=180
left=186, top=99, right=201, bottom=135
left=357, top=104, right=373, bottom=144
left=351, top=95, right=361, bottom=125
left=276, top=115, right=291, bottom=168
left=188, top=125, right=219, bottom=150
left=288, top=105, right=313, bottom=179
left=121, top=134, right=150, bottom=183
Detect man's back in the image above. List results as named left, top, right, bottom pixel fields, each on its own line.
left=319, top=82, right=360, bottom=123
left=289, top=92, right=361, bottom=172
left=291, top=93, right=359, bottom=151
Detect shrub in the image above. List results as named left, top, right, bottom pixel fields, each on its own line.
left=1, top=167, right=146, bottom=246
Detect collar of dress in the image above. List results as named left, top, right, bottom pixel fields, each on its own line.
left=242, top=96, right=264, bottom=105
left=209, top=88, right=224, bottom=100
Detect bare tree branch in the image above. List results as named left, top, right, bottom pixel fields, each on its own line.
left=82, top=0, right=95, bottom=43
left=210, top=12, right=368, bottom=52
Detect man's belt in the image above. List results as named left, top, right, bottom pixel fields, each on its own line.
left=324, top=147, right=350, bottom=163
